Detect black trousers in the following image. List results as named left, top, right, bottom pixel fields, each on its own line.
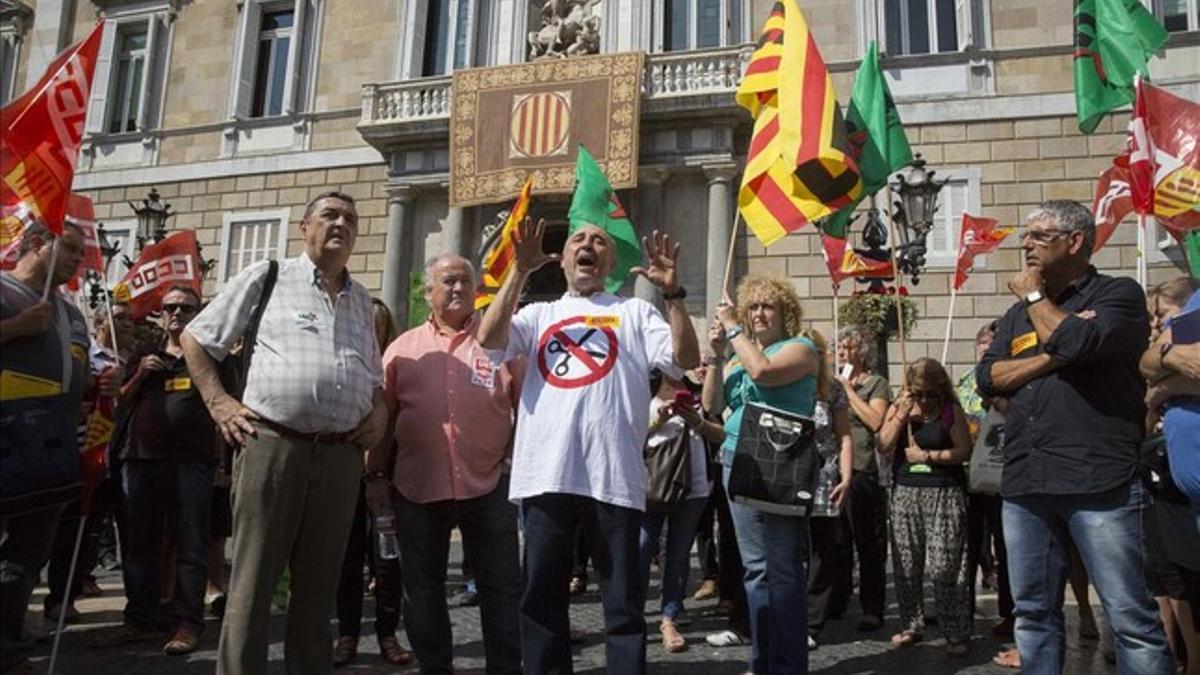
left=335, top=483, right=402, bottom=640
left=843, top=470, right=888, bottom=618
left=966, top=492, right=1012, bottom=620
left=45, top=476, right=124, bottom=608
left=521, top=493, right=646, bottom=675
left=808, top=515, right=846, bottom=636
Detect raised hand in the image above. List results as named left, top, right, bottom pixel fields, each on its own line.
left=630, top=230, right=681, bottom=293
left=513, top=217, right=559, bottom=276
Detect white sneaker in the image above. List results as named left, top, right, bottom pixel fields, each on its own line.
left=808, top=635, right=817, bottom=650
left=706, top=629, right=746, bottom=647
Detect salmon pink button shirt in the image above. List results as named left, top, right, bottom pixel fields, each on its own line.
left=382, top=315, right=522, bottom=504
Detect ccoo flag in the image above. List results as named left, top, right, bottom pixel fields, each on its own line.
left=475, top=178, right=533, bottom=310
left=567, top=146, right=641, bottom=293
left=824, top=41, right=913, bottom=239
left=113, top=230, right=204, bottom=320
left=736, top=0, right=862, bottom=246
left=954, top=214, right=1014, bottom=291
left=1, top=20, right=105, bottom=235
left=1073, top=0, right=1166, bottom=134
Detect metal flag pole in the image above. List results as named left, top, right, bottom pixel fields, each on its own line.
left=41, top=238, right=60, bottom=300
left=48, top=516, right=87, bottom=674
left=941, top=287, right=958, bottom=365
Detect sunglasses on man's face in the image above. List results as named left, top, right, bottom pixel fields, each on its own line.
left=163, top=303, right=198, bottom=315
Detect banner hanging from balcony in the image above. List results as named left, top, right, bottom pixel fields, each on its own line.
left=449, top=52, right=643, bottom=208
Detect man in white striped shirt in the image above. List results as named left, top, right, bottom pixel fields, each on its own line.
left=183, top=191, right=389, bottom=675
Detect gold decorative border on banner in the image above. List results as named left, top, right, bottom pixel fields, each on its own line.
left=450, top=51, right=644, bottom=208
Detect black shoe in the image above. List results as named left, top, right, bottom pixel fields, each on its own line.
left=857, top=614, right=883, bottom=632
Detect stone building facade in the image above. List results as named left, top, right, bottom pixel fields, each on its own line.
left=3, top=0, right=1198, bottom=379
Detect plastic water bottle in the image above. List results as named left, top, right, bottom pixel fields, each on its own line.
left=375, top=515, right=400, bottom=560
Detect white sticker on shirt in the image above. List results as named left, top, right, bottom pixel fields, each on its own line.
left=471, top=356, right=497, bottom=389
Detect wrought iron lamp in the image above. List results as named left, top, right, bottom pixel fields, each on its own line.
left=129, top=187, right=173, bottom=249
left=887, top=154, right=948, bottom=284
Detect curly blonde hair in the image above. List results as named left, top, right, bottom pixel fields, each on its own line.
left=734, top=274, right=804, bottom=340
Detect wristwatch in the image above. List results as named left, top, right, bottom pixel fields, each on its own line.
left=725, top=324, right=745, bottom=341
left=661, top=286, right=687, bottom=301
left=1023, top=289, right=1045, bottom=307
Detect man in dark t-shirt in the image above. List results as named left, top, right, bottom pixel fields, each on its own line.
left=95, top=286, right=216, bottom=655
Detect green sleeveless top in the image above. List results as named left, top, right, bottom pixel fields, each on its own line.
left=720, top=336, right=818, bottom=466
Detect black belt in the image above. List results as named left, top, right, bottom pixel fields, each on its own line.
left=256, top=418, right=354, bottom=445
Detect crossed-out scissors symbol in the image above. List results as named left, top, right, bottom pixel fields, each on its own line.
left=547, top=328, right=607, bottom=376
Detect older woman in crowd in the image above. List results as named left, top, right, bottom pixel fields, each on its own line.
left=703, top=274, right=821, bottom=673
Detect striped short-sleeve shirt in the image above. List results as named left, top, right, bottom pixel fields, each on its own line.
left=186, top=254, right=381, bottom=434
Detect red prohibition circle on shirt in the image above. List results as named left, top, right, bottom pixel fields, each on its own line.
left=536, top=315, right=620, bottom=389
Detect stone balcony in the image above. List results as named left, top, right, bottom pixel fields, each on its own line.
left=357, top=45, right=754, bottom=150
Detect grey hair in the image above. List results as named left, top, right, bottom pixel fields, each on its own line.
left=837, top=324, right=877, bottom=371
left=422, top=253, right=476, bottom=292
left=17, top=220, right=84, bottom=256
left=1026, top=200, right=1095, bottom=255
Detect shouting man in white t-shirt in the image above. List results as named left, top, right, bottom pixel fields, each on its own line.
left=478, top=218, right=700, bottom=675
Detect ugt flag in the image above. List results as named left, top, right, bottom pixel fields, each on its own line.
left=1127, top=79, right=1200, bottom=229
left=954, top=214, right=1014, bottom=291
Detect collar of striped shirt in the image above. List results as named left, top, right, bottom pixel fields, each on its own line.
left=297, top=251, right=355, bottom=295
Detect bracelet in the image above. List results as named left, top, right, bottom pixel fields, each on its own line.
left=725, top=324, right=745, bottom=341
left=924, top=450, right=932, bottom=463
left=661, top=286, right=687, bottom=301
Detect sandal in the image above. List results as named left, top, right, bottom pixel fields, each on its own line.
left=890, top=629, right=923, bottom=648
left=946, top=640, right=969, bottom=657
left=992, top=647, right=1021, bottom=669
left=332, top=636, right=358, bottom=667
left=660, top=620, right=687, bottom=653
left=379, top=635, right=413, bottom=666
left=163, top=627, right=201, bottom=656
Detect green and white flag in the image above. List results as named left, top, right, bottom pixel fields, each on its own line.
left=568, top=146, right=642, bottom=293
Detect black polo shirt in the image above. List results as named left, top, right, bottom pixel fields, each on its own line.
left=123, top=347, right=217, bottom=463
left=975, top=267, right=1149, bottom=498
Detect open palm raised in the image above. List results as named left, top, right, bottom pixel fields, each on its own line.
left=630, top=230, right=681, bottom=292
left=513, top=217, right=560, bottom=275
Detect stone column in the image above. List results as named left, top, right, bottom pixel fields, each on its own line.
left=704, top=164, right=738, bottom=318
left=635, top=167, right=669, bottom=306
left=441, top=206, right=468, bottom=258
left=382, top=186, right=416, bottom=329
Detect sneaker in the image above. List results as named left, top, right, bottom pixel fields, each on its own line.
left=705, top=629, right=746, bottom=647
left=808, top=635, right=818, bottom=650
left=692, top=579, right=719, bottom=601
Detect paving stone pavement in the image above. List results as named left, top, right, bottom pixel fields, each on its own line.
left=28, top=542, right=1116, bottom=674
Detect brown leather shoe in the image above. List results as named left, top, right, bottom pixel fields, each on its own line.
left=332, top=636, right=358, bottom=666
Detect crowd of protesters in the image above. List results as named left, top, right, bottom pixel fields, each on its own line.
left=3, top=194, right=1200, bottom=675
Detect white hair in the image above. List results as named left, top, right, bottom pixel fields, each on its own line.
left=423, top=253, right=475, bottom=291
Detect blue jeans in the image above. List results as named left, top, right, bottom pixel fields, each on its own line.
left=123, top=459, right=215, bottom=631
left=725, top=466, right=810, bottom=674
left=639, top=497, right=708, bottom=620
left=1004, top=480, right=1173, bottom=675
left=393, top=476, right=521, bottom=675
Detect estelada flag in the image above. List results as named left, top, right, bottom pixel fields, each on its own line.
left=1127, top=79, right=1200, bottom=228
left=954, top=213, right=1014, bottom=291
left=736, top=0, right=861, bottom=246
left=113, top=230, right=203, bottom=320
left=1, top=20, right=105, bottom=236
left=475, top=178, right=532, bottom=310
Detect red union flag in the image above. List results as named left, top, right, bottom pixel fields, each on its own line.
left=64, top=193, right=103, bottom=290
left=113, top=230, right=203, bottom=319
left=1092, top=158, right=1135, bottom=253
left=954, top=213, right=1014, bottom=291
left=1127, top=79, right=1200, bottom=226
left=0, top=20, right=105, bottom=236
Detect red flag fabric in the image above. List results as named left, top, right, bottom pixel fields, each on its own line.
left=819, top=233, right=893, bottom=286
left=0, top=20, right=105, bottom=236
left=112, top=230, right=203, bottom=319
left=62, top=193, right=103, bottom=291
left=1127, top=79, right=1200, bottom=225
left=954, top=213, right=1014, bottom=291
left=1092, top=157, right=1135, bottom=252
left=820, top=233, right=849, bottom=287
left=78, top=395, right=114, bottom=515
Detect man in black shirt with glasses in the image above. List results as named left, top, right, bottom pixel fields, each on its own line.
left=976, top=199, right=1172, bottom=675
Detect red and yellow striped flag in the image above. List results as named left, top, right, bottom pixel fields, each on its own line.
left=736, top=0, right=862, bottom=247
left=475, top=178, right=533, bottom=310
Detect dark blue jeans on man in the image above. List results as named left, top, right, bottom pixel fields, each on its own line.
left=725, top=466, right=810, bottom=674
left=122, top=459, right=215, bottom=632
left=1004, top=479, right=1174, bottom=675
left=393, top=474, right=521, bottom=675
left=520, top=492, right=646, bottom=675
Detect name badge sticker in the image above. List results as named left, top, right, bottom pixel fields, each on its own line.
left=907, top=463, right=933, bottom=474
left=294, top=310, right=322, bottom=332
left=1010, top=331, right=1038, bottom=356
left=584, top=316, right=621, bottom=328
left=470, top=356, right=496, bottom=389
left=165, top=376, right=192, bottom=392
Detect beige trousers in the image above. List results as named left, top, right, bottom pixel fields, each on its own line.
left=217, top=425, right=362, bottom=675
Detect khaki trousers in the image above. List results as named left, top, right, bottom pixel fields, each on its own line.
left=217, top=425, right=362, bottom=675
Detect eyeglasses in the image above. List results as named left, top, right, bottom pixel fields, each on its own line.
left=163, top=303, right=198, bottom=315
left=1019, top=229, right=1070, bottom=245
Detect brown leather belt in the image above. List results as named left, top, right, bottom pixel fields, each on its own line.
left=256, top=418, right=355, bottom=445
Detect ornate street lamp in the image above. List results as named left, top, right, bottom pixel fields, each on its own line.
left=129, top=187, right=173, bottom=249
left=888, top=154, right=948, bottom=285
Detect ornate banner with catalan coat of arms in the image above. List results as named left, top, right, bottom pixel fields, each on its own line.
left=449, top=51, right=643, bottom=208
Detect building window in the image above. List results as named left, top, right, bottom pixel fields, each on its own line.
left=422, top=0, right=474, bottom=76
left=218, top=210, right=291, bottom=284
left=883, top=0, right=963, bottom=55
left=107, top=29, right=147, bottom=133
left=97, top=222, right=139, bottom=288
left=920, top=167, right=982, bottom=268
left=1155, top=0, right=1198, bottom=31
left=0, top=31, right=18, bottom=106
left=661, top=0, right=738, bottom=51
left=230, top=0, right=320, bottom=121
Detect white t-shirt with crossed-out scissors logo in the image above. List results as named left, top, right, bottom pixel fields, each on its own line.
left=489, top=292, right=678, bottom=510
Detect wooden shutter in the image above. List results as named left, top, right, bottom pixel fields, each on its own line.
left=84, top=21, right=116, bottom=135
left=231, top=1, right=262, bottom=119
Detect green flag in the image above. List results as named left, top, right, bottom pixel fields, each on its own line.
left=1073, top=0, right=1167, bottom=134
left=567, top=145, right=641, bottom=293
left=823, top=41, right=913, bottom=238
left=1185, top=230, right=1200, bottom=280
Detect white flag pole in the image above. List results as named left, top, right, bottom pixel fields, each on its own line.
left=1136, top=214, right=1148, bottom=288
left=941, top=286, right=958, bottom=365
left=41, top=238, right=60, bottom=300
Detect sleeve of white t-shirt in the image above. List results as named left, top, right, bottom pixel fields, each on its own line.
left=639, top=299, right=679, bottom=377
left=486, top=303, right=539, bottom=366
